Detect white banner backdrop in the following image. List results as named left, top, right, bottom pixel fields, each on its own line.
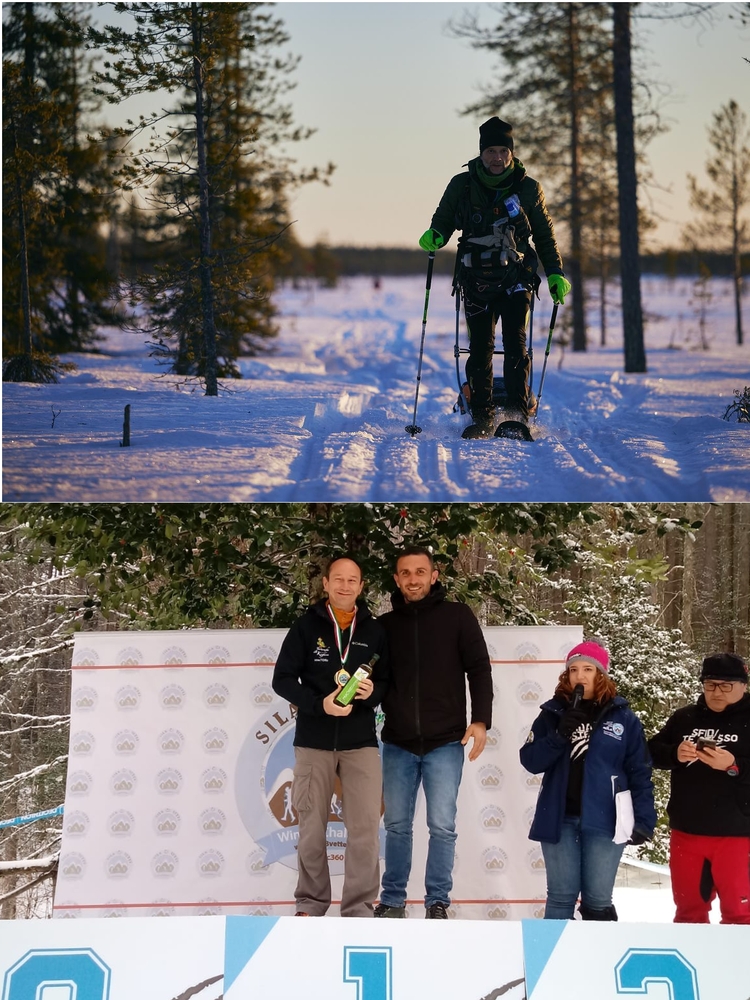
left=55, top=625, right=581, bottom=920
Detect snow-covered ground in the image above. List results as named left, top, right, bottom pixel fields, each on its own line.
left=2, top=275, right=748, bottom=501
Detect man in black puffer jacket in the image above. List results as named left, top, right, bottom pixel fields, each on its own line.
left=272, top=555, right=388, bottom=918
left=374, top=546, right=492, bottom=919
left=648, top=652, right=750, bottom=924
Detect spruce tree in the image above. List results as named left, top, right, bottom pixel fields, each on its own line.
left=89, top=2, right=329, bottom=392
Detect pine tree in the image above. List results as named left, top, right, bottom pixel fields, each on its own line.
left=89, top=2, right=330, bottom=392
left=684, top=100, right=749, bottom=346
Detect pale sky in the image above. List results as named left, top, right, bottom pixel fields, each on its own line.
left=272, top=1, right=750, bottom=251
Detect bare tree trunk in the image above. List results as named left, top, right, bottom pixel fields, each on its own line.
left=192, top=3, right=219, bottom=397
left=567, top=4, right=586, bottom=352
left=732, top=186, right=744, bottom=346
left=612, top=3, right=646, bottom=373
left=14, top=170, right=33, bottom=357
left=680, top=504, right=696, bottom=646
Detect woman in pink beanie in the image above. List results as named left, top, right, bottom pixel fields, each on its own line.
left=520, top=640, right=656, bottom=920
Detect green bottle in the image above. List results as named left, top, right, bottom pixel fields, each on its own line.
left=333, top=653, right=380, bottom=707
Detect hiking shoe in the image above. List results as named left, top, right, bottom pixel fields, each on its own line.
left=374, top=902, right=406, bottom=918
left=426, top=902, right=449, bottom=919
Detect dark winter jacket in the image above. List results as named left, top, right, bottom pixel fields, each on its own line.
left=648, top=692, right=750, bottom=837
left=378, top=583, right=493, bottom=755
left=272, top=599, right=388, bottom=751
left=520, top=694, right=656, bottom=844
left=429, top=156, right=564, bottom=276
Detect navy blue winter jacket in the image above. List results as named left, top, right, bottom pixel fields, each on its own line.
left=520, top=694, right=656, bottom=844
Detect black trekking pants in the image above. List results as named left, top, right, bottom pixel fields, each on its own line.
left=463, top=287, right=532, bottom=419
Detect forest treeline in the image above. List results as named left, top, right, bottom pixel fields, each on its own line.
left=1, top=501, right=749, bottom=916
left=3, top=3, right=747, bottom=393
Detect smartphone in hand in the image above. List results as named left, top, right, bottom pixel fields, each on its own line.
left=696, top=737, right=717, bottom=751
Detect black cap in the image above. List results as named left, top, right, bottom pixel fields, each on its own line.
left=700, top=652, right=748, bottom=683
left=479, top=117, right=514, bottom=153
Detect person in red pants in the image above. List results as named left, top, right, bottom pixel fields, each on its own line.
left=649, top=652, right=750, bottom=924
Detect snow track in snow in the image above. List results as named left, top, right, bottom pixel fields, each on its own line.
left=2, top=275, right=748, bottom=501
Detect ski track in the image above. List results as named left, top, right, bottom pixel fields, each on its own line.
left=2, top=275, right=748, bottom=501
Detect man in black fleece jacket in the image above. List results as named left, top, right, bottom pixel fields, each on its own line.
left=648, top=652, right=750, bottom=924
left=374, top=547, right=492, bottom=919
left=272, top=555, right=388, bottom=917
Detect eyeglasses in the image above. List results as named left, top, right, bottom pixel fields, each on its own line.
left=703, top=681, right=736, bottom=693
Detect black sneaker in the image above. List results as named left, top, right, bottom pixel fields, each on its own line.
left=425, top=902, right=449, bottom=919
left=374, top=902, right=406, bottom=918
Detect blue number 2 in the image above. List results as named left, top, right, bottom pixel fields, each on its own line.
left=3, top=949, right=111, bottom=1000
left=615, top=949, right=699, bottom=1000
left=343, top=947, right=392, bottom=1000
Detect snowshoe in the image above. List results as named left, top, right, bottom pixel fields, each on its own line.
left=494, top=414, right=534, bottom=441
left=461, top=407, right=496, bottom=440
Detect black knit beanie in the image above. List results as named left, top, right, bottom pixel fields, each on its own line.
left=700, top=652, right=749, bottom=683
left=479, top=117, right=514, bottom=152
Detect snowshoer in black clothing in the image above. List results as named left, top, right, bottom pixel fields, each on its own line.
left=419, top=116, right=570, bottom=439
left=648, top=652, right=750, bottom=924
left=375, top=547, right=492, bottom=919
left=272, top=555, right=389, bottom=918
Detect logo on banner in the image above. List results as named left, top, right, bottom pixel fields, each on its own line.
left=113, top=730, right=139, bottom=755
left=115, top=685, right=141, bottom=710
left=105, top=851, right=133, bottom=878
left=205, top=645, right=230, bottom=664
left=108, top=811, right=135, bottom=837
left=203, top=728, right=229, bottom=753
left=156, top=768, right=183, bottom=794
left=64, top=811, right=89, bottom=837
left=517, top=680, right=543, bottom=705
left=110, top=769, right=137, bottom=795
left=522, top=772, right=542, bottom=791
left=251, top=684, right=275, bottom=707
left=59, top=853, right=86, bottom=880
left=204, top=683, right=230, bottom=708
left=152, top=850, right=179, bottom=877
left=68, top=770, right=93, bottom=795
left=197, top=849, right=225, bottom=877
left=481, top=847, right=508, bottom=873
left=484, top=726, right=501, bottom=750
left=201, top=767, right=227, bottom=793
left=199, top=808, right=226, bottom=835
left=485, top=897, right=510, bottom=920
left=154, top=809, right=181, bottom=836
left=526, top=846, right=546, bottom=873
left=72, top=687, right=98, bottom=711
left=481, top=805, right=506, bottom=831
left=161, top=645, right=187, bottom=664
left=160, top=684, right=186, bottom=709
left=246, top=850, right=271, bottom=876
left=479, top=765, right=504, bottom=790
left=523, top=805, right=536, bottom=831
left=515, top=642, right=541, bottom=661
left=71, top=731, right=95, bottom=756
left=197, top=897, right=221, bottom=915
left=158, top=729, right=185, bottom=754
left=117, top=646, right=143, bottom=666
left=73, top=647, right=100, bottom=667
left=252, top=644, right=277, bottom=663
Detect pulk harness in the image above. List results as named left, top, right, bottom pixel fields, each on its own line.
left=453, top=174, right=540, bottom=304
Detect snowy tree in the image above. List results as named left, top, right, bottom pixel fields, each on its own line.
left=684, top=99, right=749, bottom=346
left=88, top=2, right=332, bottom=392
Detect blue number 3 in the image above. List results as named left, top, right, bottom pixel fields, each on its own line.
left=616, top=949, right=699, bottom=1000
left=343, top=947, right=392, bottom=1000
left=3, top=949, right=111, bottom=1000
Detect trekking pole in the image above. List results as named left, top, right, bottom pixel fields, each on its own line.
left=405, top=252, right=435, bottom=436
left=533, top=303, right=559, bottom=425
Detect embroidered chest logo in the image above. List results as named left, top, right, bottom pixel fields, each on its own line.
left=602, top=721, right=625, bottom=741
left=314, top=638, right=330, bottom=662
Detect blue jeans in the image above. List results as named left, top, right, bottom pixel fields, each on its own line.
left=380, top=741, right=464, bottom=908
left=541, top=815, right=625, bottom=919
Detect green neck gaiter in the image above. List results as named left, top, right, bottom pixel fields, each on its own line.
left=476, top=158, right=516, bottom=191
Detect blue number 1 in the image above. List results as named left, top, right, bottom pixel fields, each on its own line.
left=343, top=947, right=392, bottom=1000
left=615, top=949, right=699, bottom=1000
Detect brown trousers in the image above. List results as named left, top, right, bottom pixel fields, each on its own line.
left=292, top=746, right=382, bottom=917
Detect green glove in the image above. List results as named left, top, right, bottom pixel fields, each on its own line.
left=419, top=228, right=445, bottom=253
left=548, top=274, right=571, bottom=305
